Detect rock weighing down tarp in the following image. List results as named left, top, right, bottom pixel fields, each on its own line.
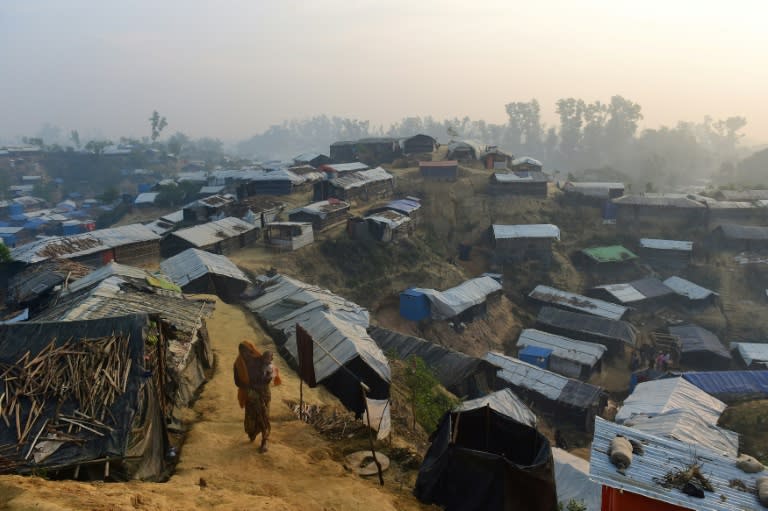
left=413, top=276, right=502, bottom=320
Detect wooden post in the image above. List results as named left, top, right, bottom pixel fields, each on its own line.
left=360, top=384, right=384, bottom=487
left=299, top=378, right=304, bottom=422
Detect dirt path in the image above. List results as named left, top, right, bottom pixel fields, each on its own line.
left=0, top=298, right=431, bottom=510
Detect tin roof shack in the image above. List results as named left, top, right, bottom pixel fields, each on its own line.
left=509, top=156, right=543, bottom=173
left=730, top=342, right=768, bottom=369
left=528, top=285, right=629, bottom=320
left=668, top=324, right=731, bottom=370
left=481, top=147, right=513, bottom=170
left=412, top=276, right=503, bottom=323
left=236, top=169, right=304, bottom=197
left=368, top=327, right=498, bottom=399
left=318, top=162, right=370, bottom=177
left=0, top=315, right=172, bottom=480
left=663, top=276, right=719, bottom=306
left=615, top=377, right=727, bottom=425
left=293, top=152, right=331, bottom=167
left=707, top=200, right=765, bottom=226
left=145, top=210, right=184, bottom=236
left=399, top=134, right=437, bottom=155
left=623, top=409, right=739, bottom=458
left=348, top=210, right=413, bottom=242
left=330, top=138, right=401, bottom=165
left=0, top=226, right=24, bottom=247
left=11, top=224, right=161, bottom=269
left=484, top=352, right=606, bottom=432
left=682, top=370, right=768, bottom=403
left=562, top=181, right=625, bottom=205
left=367, top=197, right=422, bottom=225
left=419, top=160, right=458, bottom=181
left=161, top=248, right=251, bottom=303
left=263, top=221, right=313, bottom=250
left=162, top=217, right=260, bottom=258
left=639, top=239, right=693, bottom=270
left=182, top=194, right=237, bottom=223
left=715, top=188, right=768, bottom=202
left=244, top=274, right=390, bottom=415
left=491, top=224, right=560, bottom=267
left=414, top=389, right=557, bottom=511
left=313, top=167, right=394, bottom=204
left=133, top=192, right=159, bottom=207
left=37, top=265, right=215, bottom=414
left=590, top=417, right=766, bottom=511
left=446, top=140, right=484, bottom=161
left=612, top=194, right=707, bottom=235
left=233, top=197, right=284, bottom=229
left=488, top=171, right=549, bottom=197
left=711, top=223, right=768, bottom=252
left=6, top=260, right=91, bottom=313
left=535, top=306, right=637, bottom=357
left=288, top=200, right=350, bottom=232
left=588, top=277, right=675, bottom=310
left=516, top=328, right=606, bottom=380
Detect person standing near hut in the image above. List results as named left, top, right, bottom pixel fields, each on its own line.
left=234, top=342, right=281, bottom=452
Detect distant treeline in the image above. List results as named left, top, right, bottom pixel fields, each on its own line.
left=235, top=97, right=752, bottom=188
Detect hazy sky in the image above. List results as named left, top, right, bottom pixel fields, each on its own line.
left=1, top=0, right=767, bottom=144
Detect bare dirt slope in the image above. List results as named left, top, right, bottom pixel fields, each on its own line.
left=0, top=298, right=432, bottom=511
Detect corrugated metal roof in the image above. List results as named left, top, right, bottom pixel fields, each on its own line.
left=177, top=171, right=208, bottom=182
left=590, top=417, right=764, bottom=511
left=536, top=306, right=637, bottom=346
left=624, top=409, right=739, bottom=457
left=454, top=388, right=536, bottom=427
left=718, top=189, right=768, bottom=201
left=11, top=224, right=160, bottom=264
left=669, top=324, right=730, bottom=359
left=529, top=285, right=628, bottom=320
left=484, top=351, right=604, bottom=409
left=581, top=245, right=638, bottom=263
left=419, top=160, right=457, bottom=168
left=511, top=157, right=543, bottom=167
left=161, top=248, right=251, bottom=288
left=199, top=185, right=225, bottom=194
left=517, top=329, right=606, bottom=367
left=730, top=342, right=768, bottom=366
left=492, top=224, right=560, bottom=240
left=593, top=278, right=673, bottom=304
left=65, top=261, right=175, bottom=295
left=170, top=217, right=257, bottom=247
left=640, top=238, right=693, bottom=251
left=241, top=168, right=304, bottom=184
left=707, top=200, right=756, bottom=209
left=322, top=162, right=369, bottom=173
left=329, top=167, right=393, bottom=190
left=134, top=192, right=159, bottom=204
left=612, top=194, right=707, bottom=208
left=290, top=200, right=350, bottom=218
left=492, top=171, right=549, bottom=183
left=414, top=276, right=502, bottom=320
left=663, top=276, right=717, bottom=300
left=681, top=371, right=768, bottom=400
left=364, top=210, right=411, bottom=228
left=615, top=377, right=727, bottom=425
left=715, top=223, right=768, bottom=240
left=484, top=351, right=567, bottom=400
left=384, top=198, right=421, bottom=214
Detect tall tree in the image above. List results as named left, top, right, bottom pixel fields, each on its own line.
left=149, top=110, right=168, bottom=142
left=69, top=130, right=81, bottom=149
left=556, top=98, right=585, bottom=158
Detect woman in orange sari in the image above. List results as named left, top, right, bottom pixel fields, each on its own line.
left=233, top=342, right=281, bottom=452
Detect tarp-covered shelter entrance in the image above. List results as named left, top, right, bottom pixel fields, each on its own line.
left=0, top=315, right=169, bottom=480
left=245, top=274, right=390, bottom=415
left=413, top=276, right=502, bottom=322
left=414, top=389, right=557, bottom=511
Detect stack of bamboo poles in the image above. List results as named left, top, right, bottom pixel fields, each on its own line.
left=0, top=335, right=132, bottom=471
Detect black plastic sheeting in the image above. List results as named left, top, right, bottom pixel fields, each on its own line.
left=0, top=314, right=165, bottom=478
left=368, top=326, right=497, bottom=399
left=415, top=407, right=558, bottom=511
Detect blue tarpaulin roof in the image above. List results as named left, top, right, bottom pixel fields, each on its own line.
left=682, top=371, right=768, bottom=401
left=520, top=345, right=553, bottom=358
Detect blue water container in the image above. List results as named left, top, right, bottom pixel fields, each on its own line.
left=399, top=289, right=430, bottom=321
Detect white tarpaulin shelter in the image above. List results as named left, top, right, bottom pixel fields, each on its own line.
left=414, top=276, right=502, bottom=320
left=615, top=377, right=727, bottom=425
left=552, top=448, right=601, bottom=511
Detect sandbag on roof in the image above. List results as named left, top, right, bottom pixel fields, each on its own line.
left=413, top=276, right=502, bottom=320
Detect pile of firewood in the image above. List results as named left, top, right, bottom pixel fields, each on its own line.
left=0, top=335, right=132, bottom=470
left=285, top=400, right=367, bottom=440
